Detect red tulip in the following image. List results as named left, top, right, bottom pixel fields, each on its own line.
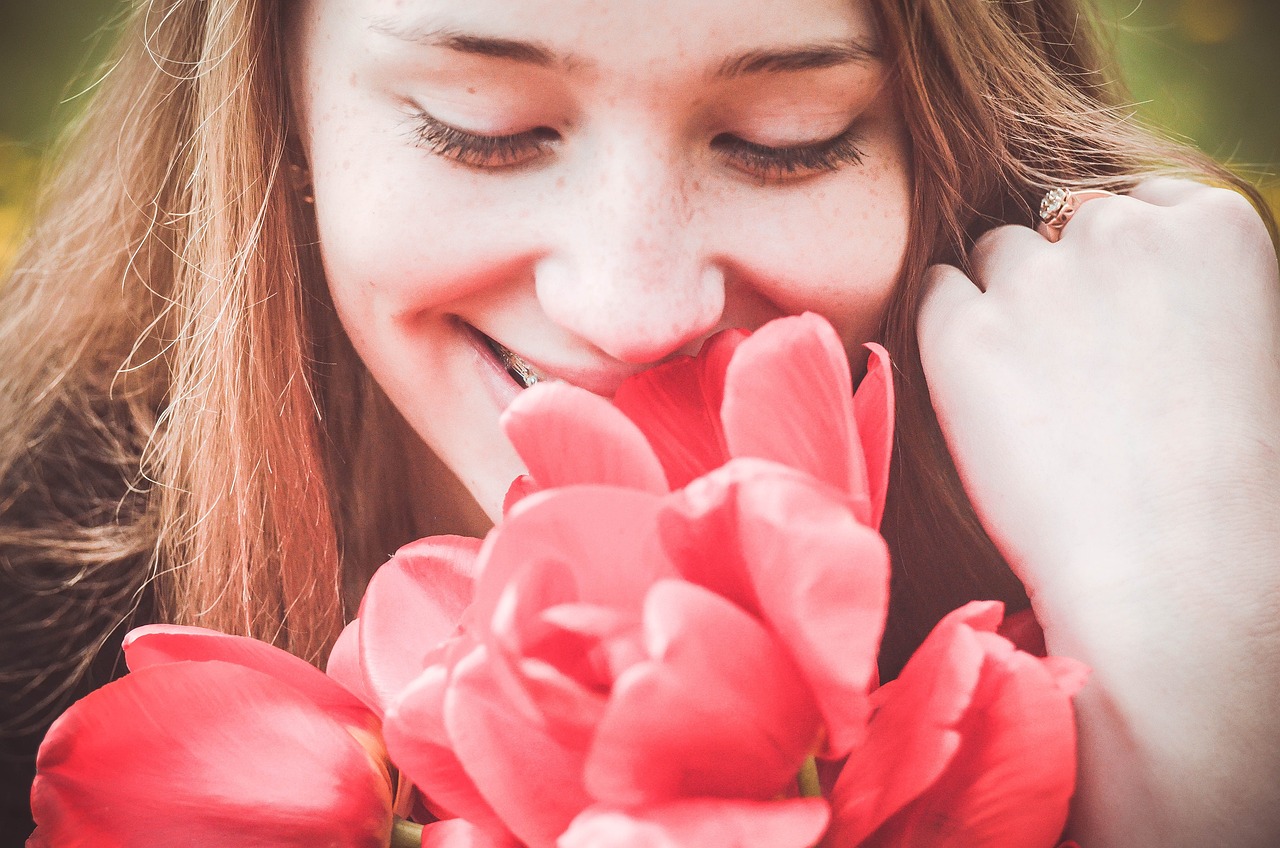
left=327, top=535, right=483, bottom=717
left=317, top=315, right=889, bottom=846
left=559, top=797, right=831, bottom=848
left=824, top=602, right=1089, bottom=847
left=503, top=312, right=894, bottom=529
left=28, top=627, right=394, bottom=848
left=339, top=313, right=1083, bottom=848
left=375, top=457, right=888, bottom=847
left=328, top=536, right=509, bottom=834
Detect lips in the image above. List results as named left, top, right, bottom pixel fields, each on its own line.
left=464, top=321, right=651, bottom=398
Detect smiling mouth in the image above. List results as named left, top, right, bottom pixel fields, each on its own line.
left=479, top=331, right=544, bottom=389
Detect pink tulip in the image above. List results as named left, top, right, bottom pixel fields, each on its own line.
left=373, top=459, right=888, bottom=847
left=559, top=798, right=831, bottom=848
left=30, top=311, right=1087, bottom=847
left=327, top=535, right=483, bottom=717
left=319, top=315, right=888, bottom=846
left=29, top=626, right=394, bottom=847
left=824, top=602, right=1089, bottom=847
left=503, top=312, right=894, bottom=529
left=340, top=313, right=1083, bottom=848
left=328, top=536, right=509, bottom=834
left=499, top=314, right=895, bottom=759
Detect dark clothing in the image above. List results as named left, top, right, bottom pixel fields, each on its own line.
left=1, top=582, right=152, bottom=846
left=1, top=736, right=39, bottom=847
left=1, top=390, right=156, bottom=845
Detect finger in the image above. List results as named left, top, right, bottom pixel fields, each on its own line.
left=917, top=262, right=983, bottom=352
left=1125, top=177, right=1215, bottom=208
left=969, top=223, right=1047, bottom=293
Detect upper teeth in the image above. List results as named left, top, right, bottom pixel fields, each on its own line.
left=488, top=337, right=542, bottom=389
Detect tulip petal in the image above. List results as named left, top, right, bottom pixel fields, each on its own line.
left=584, top=579, right=821, bottom=805
left=327, top=618, right=374, bottom=708
left=664, top=460, right=889, bottom=756
left=122, top=625, right=375, bottom=732
left=444, top=644, right=596, bottom=848
left=357, top=536, right=481, bottom=714
left=720, top=313, right=872, bottom=523
left=503, top=381, right=669, bottom=494
left=493, top=559, right=636, bottom=707
left=612, top=329, right=747, bottom=488
left=30, top=661, right=392, bottom=848
left=503, top=474, right=540, bottom=513
left=468, top=486, right=670, bottom=633
left=383, top=648, right=509, bottom=834
left=826, top=604, right=989, bottom=846
left=421, top=818, right=522, bottom=848
left=852, top=343, right=894, bottom=529
left=559, top=798, right=830, bottom=848
left=859, top=639, right=1082, bottom=848
left=830, top=602, right=1084, bottom=848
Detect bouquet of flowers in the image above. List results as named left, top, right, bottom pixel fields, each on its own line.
left=28, top=314, right=1087, bottom=847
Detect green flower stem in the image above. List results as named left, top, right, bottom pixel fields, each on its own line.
left=797, top=756, right=822, bottom=798
left=390, top=817, right=424, bottom=848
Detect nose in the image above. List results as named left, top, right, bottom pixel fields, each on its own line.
left=535, top=143, right=725, bottom=364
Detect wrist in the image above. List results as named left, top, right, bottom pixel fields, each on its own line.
left=1038, top=544, right=1280, bottom=847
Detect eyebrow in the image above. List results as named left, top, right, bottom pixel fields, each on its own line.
left=368, top=19, right=880, bottom=78
left=717, top=41, right=880, bottom=77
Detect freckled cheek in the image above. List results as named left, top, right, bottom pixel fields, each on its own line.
left=314, top=201, right=414, bottom=326
left=725, top=170, right=909, bottom=342
left=811, top=160, right=909, bottom=311
left=312, top=152, right=480, bottom=318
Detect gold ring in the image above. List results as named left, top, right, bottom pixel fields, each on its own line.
left=1038, top=188, right=1116, bottom=243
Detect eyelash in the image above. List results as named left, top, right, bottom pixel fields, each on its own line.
left=711, top=128, right=865, bottom=180
left=406, top=109, right=865, bottom=180
left=407, top=111, right=559, bottom=169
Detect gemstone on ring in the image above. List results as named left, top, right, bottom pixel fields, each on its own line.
left=1039, top=187, right=1070, bottom=223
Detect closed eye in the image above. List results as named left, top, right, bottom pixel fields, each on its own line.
left=711, top=124, right=865, bottom=181
left=407, top=110, right=560, bottom=169
left=406, top=108, right=865, bottom=181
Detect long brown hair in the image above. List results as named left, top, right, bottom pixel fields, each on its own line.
left=1, top=0, right=409, bottom=733
left=0, top=0, right=1273, bottom=736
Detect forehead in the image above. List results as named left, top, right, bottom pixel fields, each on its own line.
left=331, top=0, right=881, bottom=73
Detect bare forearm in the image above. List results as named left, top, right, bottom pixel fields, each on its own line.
left=1051, top=532, right=1280, bottom=846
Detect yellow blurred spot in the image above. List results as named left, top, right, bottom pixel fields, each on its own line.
left=1177, top=0, right=1246, bottom=45
left=0, top=138, right=40, bottom=278
left=0, top=206, right=23, bottom=271
left=1261, top=183, right=1280, bottom=225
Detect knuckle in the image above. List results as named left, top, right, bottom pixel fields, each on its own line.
left=919, top=294, right=1003, bottom=369
left=1085, top=194, right=1141, bottom=231
left=1199, top=185, right=1256, bottom=219
left=1184, top=187, right=1272, bottom=253
left=968, top=224, right=1020, bottom=276
left=1079, top=196, right=1166, bottom=256
left=970, top=226, right=1003, bottom=257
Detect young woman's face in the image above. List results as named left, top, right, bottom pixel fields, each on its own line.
left=291, top=0, right=911, bottom=520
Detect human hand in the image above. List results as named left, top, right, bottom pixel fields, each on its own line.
left=917, top=178, right=1280, bottom=845
left=919, top=179, right=1280, bottom=625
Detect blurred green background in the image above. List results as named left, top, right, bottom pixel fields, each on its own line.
left=1, top=0, right=1278, bottom=270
